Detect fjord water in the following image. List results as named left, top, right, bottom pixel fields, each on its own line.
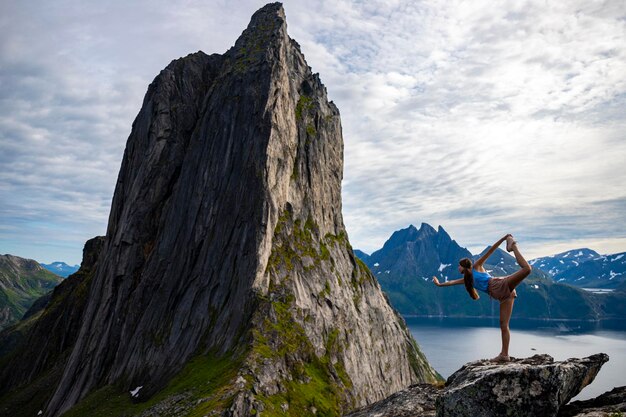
left=407, top=316, right=626, bottom=400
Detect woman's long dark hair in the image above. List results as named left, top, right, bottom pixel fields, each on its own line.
left=459, top=258, right=479, bottom=300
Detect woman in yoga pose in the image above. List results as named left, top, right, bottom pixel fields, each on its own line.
left=432, top=234, right=532, bottom=362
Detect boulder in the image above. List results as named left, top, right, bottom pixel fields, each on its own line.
left=436, top=354, right=609, bottom=417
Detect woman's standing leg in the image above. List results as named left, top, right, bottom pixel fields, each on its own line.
left=494, top=297, right=514, bottom=361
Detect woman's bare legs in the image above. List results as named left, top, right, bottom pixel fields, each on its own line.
left=494, top=297, right=515, bottom=361
left=506, top=237, right=532, bottom=291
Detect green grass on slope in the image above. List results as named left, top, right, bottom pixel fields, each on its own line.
left=61, top=352, right=242, bottom=417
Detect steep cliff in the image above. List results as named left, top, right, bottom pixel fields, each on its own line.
left=0, top=3, right=438, bottom=416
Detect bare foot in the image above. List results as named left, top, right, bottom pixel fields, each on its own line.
left=506, top=236, right=517, bottom=253
left=491, top=354, right=511, bottom=363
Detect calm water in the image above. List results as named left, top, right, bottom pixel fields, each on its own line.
left=406, top=316, right=626, bottom=401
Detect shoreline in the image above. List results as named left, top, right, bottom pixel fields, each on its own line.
left=401, top=314, right=626, bottom=323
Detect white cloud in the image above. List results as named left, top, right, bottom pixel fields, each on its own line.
left=0, top=0, right=625, bottom=263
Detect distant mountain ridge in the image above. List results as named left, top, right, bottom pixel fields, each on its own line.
left=0, top=254, right=62, bottom=329
left=355, top=224, right=625, bottom=320
left=40, top=262, right=80, bottom=278
left=529, top=249, right=626, bottom=288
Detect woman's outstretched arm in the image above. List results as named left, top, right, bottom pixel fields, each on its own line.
left=433, top=277, right=464, bottom=287
left=474, top=234, right=511, bottom=268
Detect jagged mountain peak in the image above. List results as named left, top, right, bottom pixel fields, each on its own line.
left=0, top=4, right=438, bottom=417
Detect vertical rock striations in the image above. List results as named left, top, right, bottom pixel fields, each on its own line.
left=0, top=3, right=438, bottom=417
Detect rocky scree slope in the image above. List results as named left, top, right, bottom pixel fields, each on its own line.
left=0, top=3, right=438, bottom=417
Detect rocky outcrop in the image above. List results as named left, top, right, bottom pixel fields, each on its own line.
left=0, top=3, right=438, bottom=417
left=345, top=383, right=440, bottom=417
left=437, top=354, right=609, bottom=417
left=559, top=386, right=626, bottom=416
left=346, top=354, right=609, bottom=417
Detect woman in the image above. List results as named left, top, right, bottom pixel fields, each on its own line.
left=432, top=234, right=532, bottom=362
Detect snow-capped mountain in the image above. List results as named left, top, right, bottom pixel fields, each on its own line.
left=529, top=248, right=599, bottom=276
left=473, top=247, right=551, bottom=280
left=530, top=249, right=626, bottom=288
left=40, top=261, right=80, bottom=278
left=552, top=252, right=626, bottom=288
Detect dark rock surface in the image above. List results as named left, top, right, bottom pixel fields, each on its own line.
left=345, top=383, right=441, bottom=417
left=0, top=236, right=104, bottom=417
left=559, top=386, right=626, bottom=416
left=345, top=354, right=611, bottom=417
left=0, top=3, right=438, bottom=417
left=437, top=354, right=609, bottom=417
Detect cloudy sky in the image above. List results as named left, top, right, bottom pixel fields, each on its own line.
left=1, top=0, right=625, bottom=265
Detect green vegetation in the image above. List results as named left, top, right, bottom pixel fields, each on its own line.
left=251, top=293, right=352, bottom=416
left=0, top=258, right=62, bottom=329
left=295, top=95, right=313, bottom=120
left=61, top=351, right=243, bottom=417
left=252, top=209, right=355, bottom=416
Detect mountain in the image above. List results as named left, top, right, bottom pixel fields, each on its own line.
left=474, top=247, right=551, bottom=280
left=357, top=224, right=614, bottom=320
left=0, top=4, right=438, bottom=417
left=529, top=248, right=599, bottom=276
left=353, top=249, right=370, bottom=262
left=368, top=223, right=469, bottom=285
left=40, top=261, right=80, bottom=278
left=552, top=252, right=626, bottom=288
left=530, top=249, right=626, bottom=288
left=0, top=254, right=62, bottom=330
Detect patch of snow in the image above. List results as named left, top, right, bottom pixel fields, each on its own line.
left=611, top=254, right=624, bottom=262
left=573, top=261, right=579, bottom=266
left=576, top=276, right=585, bottom=281
left=374, top=262, right=380, bottom=267
left=540, top=263, right=546, bottom=268
left=130, top=386, right=143, bottom=397
left=609, top=271, right=622, bottom=280
left=558, top=278, right=565, bottom=282
left=533, top=285, right=539, bottom=289
left=559, top=260, right=564, bottom=264
left=377, top=272, right=381, bottom=274
left=385, top=270, right=390, bottom=274
left=438, top=263, right=450, bottom=272
left=563, top=252, right=570, bottom=258
left=575, top=251, right=583, bottom=257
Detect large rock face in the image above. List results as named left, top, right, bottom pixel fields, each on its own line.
left=0, top=3, right=438, bottom=416
left=436, top=354, right=608, bottom=417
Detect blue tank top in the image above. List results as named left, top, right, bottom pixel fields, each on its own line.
left=472, top=269, right=491, bottom=293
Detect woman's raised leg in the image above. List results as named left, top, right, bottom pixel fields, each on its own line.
left=506, top=238, right=532, bottom=291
